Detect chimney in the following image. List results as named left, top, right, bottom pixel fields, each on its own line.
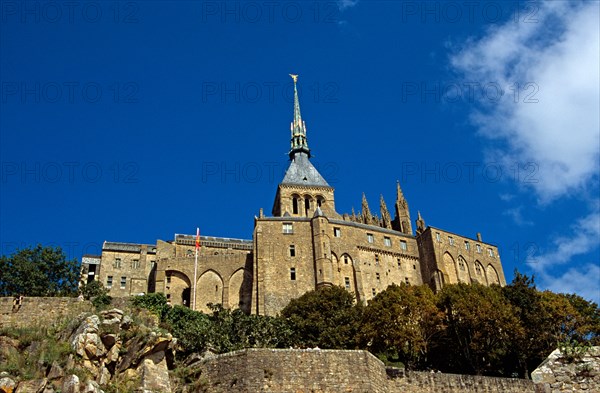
left=476, top=232, right=482, bottom=242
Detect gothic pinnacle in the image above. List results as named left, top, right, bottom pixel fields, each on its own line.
left=289, top=74, right=310, bottom=159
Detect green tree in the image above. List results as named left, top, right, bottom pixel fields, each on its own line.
left=79, top=280, right=108, bottom=300
left=205, top=304, right=293, bottom=353
left=359, top=284, right=444, bottom=369
left=434, top=283, right=522, bottom=376
left=162, top=305, right=213, bottom=355
left=280, top=285, right=362, bottom=349
left=0, top=245, right=80, bottom=296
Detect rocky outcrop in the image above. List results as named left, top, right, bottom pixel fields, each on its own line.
left=532, top=346, right=600, bottom=392
left=1, top=308, right=175, bottom=393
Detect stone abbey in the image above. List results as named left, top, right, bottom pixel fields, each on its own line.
left=81, top=76, right=506, bottom=316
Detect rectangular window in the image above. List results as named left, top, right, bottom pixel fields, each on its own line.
left=476, top=244, right=482, bottom=253
left=106, top=276, right=113, bottom=288
left=283, top=223, right=293, bottom=234
left=334, top=227, right=341, bottom=237
left=400, top=240, right=407, bottom=251
left=113, top=258, right=121, bottom=269
left=464, top=241, right=470, bottom=251
left=289, top=245, right=296, bottom=257
left=488, top=248, right=494, bottom=257
left=132, top=259, right=140, bottom=269
left=436, top=232, right=441, bottom=242
left=120, top=276, right=126, bottom=289
left=384, top=237, right=391, bottom=247
left=344, top=255, right=349, bottom=264
left=290, top=267, right=296, bottom=280
left=367, top=233, right=374, bottom=243
left=344, top=277, right=350, bottom=289
left=449, top=236, right=455, bottom=246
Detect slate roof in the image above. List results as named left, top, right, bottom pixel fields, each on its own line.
left=281, top=152, right=330, bottom=187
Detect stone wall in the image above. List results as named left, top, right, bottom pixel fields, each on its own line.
left=199, top=349, right=388, bottom=393
left=532, top=346, right=600, bottom=392
left=389, top=370, right=534, bottom=393
left=0, top=296, right=93, bottom=328
left=197, top=348, right=535, bottom=393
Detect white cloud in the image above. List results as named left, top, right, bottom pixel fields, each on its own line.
left=503, top=206, right=533, bottom=226
left=450, top=1, right=600, bottom=301
left=450, top=1, right=600, bottom=203
left=526, top=211, right=600, bottom=302
left=338, top=0, right=359, bottom=11
left=527, top=211, right=600, bottom=269
left=542, top=264, right=600, bottom=304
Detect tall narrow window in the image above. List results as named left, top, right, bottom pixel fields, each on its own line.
left=334, top=227, right=341, bottom=237
left=375, top=254, right=379, bottom=265
left=289, top=245, right=296, bottom=257
left=344, top=277, right=350, bottom=289
left=476, top=244, right=482, bottom=253
left=166, top=273, right=172, bottom=284
left=290, top=268, right=296, bottom=281
left=464, top=241, right=470, bottom=251
left=488, top=248, right=494, bottom=257
left=304, top=197, right=310, bottom=215
left=114, top=258, right=121, bottom=269
left=384, top=237, right=391, bottom=247
left=376, top=273, right=380, bottom=282
left=106, top=276, right=113, bottom=288
left=132, top=259, right=140, bottom=269
left=292, top=197, right=298, bottom=214
left=344, top=255, right=349, bottom=264
left=367, top=233, right=374, bottom=243
left=120, top=276, right=127, bottom=289
left=400, top=240, right=407, bottom=251
left=397, top=258, right=401, bottom=268
left=449, top=237, right=455, bottom=246
left=436, top=232, right=441, bottom=242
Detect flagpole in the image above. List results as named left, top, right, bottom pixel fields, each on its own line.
left=193, top=227, right=199, bottom=311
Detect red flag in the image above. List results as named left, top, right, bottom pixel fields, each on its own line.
left=195, top=227, right=200, bottom=250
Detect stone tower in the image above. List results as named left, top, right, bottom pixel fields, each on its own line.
left=392, top=181, right=413, bottom=235
left=271, top=75, right=337, bottom=218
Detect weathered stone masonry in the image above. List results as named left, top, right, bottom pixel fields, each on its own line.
left=82, top=76, right=508, bottom=316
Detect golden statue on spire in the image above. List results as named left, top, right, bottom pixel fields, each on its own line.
left=289, top=74, right=298, bottom=83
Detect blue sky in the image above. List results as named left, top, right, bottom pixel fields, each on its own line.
left=1, top=1, right=599, bottom=302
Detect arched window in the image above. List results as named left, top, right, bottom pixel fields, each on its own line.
left=292, top=197, right=298, bottom=214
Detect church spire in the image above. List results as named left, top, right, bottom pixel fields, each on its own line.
left=289, top=74, right=310, bottom=159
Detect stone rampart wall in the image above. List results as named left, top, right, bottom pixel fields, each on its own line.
left=198, top=348, right=535, bottom=393
left=0, top=296, right=93, bottom=328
